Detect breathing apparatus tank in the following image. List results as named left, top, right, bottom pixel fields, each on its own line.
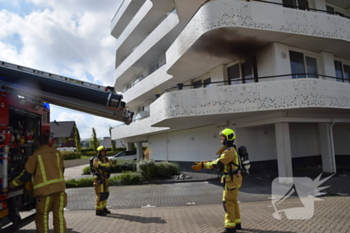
left=238, top=146, right=251, bottom=174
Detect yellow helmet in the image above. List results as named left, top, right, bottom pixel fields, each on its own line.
left=219, top=128, right=236, bottom=141
left=97, top=146, right=106, bottom=152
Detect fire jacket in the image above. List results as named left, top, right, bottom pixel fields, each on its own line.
left=9, top=145, right=65, bottom=197
left=205, top=145, right=242, bottom=187
left=93, top=156, right=114, bottom=179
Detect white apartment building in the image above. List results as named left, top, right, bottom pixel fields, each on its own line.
left=110, top=0, right=350, bottom=178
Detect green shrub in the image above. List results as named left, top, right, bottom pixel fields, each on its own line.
left=61, top=151, right=81, bottom=160
left=137, top=159, right=156, bottom=180
left=65, top=178, right=94, bottom=188
left=154, top=161, right=180, bottom=179
left=82, top=151, right=97, bottom=157
left=81, top=151, right=122, bottom=157
left=82, top=162, right=136, bottom=175
left=109, top=172, right=143, bottom=185
left=81, top=148, right=94, bottom=152
left=82, top=166, right=91, bottom=175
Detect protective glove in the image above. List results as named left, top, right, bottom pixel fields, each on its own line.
left=191, top=162, right=204, bottom=171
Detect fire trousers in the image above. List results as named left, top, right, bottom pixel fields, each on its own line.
left=94, top=176, right=110, bottom=210
left=35, top=191, right=67, bottom=233
left=222, top=181, right=241, bottom=229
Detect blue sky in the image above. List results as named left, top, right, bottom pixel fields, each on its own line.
left=0, top=0, right=122, bottom=139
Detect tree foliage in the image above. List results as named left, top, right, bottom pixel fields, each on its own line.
left=74, top=124, right=81, bottom=152
left=91, top=127, right=99, bottom=152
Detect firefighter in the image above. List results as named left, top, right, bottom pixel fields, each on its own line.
left=9, top=134, right=67, bottom=233
left=192, top=128, right=242, bottom=233
left=93, top=146, right=116, bottom=216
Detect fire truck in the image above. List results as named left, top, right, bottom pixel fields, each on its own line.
left=0, top=61, right=134, bottom=232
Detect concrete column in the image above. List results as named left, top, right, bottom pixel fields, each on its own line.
left=318, top=123, right=336, bottom=173
left=126, top=142, right=133, bottom=151
left=275, top=122, right=293, bottom=183
left=136, top=141, right=143, bottom=161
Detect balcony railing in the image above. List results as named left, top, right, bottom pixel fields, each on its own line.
left=156, top=73, right=349, bottom=98
left=198, top=0, right=350, bottom=20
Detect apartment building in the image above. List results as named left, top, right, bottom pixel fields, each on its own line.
left=110, top=0, right=350, bottom=178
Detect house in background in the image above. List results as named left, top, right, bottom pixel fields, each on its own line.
left=50, top=120, right=77, bottom=147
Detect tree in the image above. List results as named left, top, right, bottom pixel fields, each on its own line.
left=109, top=126, right=116, bottom=152
left=74, top=125, right=81, bottom=152
left=91, top=127, right=99, bottom=152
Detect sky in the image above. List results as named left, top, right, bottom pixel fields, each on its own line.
left=0, top=0, right=123, bottom=139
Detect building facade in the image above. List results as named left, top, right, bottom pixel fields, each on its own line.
left=110, top=0, right=350, bottom=177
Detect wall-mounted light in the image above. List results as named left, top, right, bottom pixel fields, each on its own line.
left=281, top=52, right=287, bottom=59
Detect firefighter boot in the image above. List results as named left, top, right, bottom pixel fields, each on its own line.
left=104, top=208, right=111, bottom=214
left=222, top=227, right=236, bottom=233
left=96, top=210, right=106, bottom=216
left=236, top=223, right=242, bottom=230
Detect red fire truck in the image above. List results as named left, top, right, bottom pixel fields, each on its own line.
left=0, top=61, right=133, bottom=231
left=0, top=89, right=51, bottom=231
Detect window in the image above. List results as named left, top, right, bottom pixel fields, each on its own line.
left=344, top=65, right=350, bottom=83
left=326, top=5, right=346, bottom=17
left=193, top=80, right=202, bottom=89
left=227, top=64, right=241, bottom=85
left=334, top=61, right=350, bottom=82
left=203, top=78, right=211, bottom=87
left=327, top=6, right=334, bottom=14
left=148, top=63, right=159, bottom=75
left=305, top=57, right=318, bottom=78
left=137, top=106, right=145, bottom=113
left=242, top=60, right=254, bottom=83
left=289, top=51, right=318, bottom=79
left=227, top=59, right=257, bottom=84
left=283, top=0, right=309, bottom=10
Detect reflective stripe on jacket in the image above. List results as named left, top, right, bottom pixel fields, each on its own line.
left=25, top=145, right=65, bottom=197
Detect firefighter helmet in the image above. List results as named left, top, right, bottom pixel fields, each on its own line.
left=97, top=146, right=106, bottom=152
left=219, top=128, right=236, bottom=141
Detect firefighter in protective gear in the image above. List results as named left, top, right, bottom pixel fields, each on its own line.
left=192, top=128, right=242, bottom=233
left=9, top=134, right=67, bottom=233
left=93, top=146, right=116, bottom=216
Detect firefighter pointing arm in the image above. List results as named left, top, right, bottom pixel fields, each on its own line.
left=93, top=146, right=116, bottom=216
left=192, top=128, right=242, bottom=233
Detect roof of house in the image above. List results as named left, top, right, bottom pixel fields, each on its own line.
left=50, top=121, right=76, bottom=138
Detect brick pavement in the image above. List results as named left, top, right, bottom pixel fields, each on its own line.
left=15, top=196, right=350, bottom=233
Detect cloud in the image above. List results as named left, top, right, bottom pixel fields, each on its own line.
left=0, top=0, right=121, bottom=85
left=0, top=0, right=124, bottom=141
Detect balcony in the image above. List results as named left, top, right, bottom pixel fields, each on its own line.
left=111, top=0, right=146, bottom=39
left=150, top=78, right=350, bottom=128
left=114, top=9, right=179, bottom=92
left=111, top=116, right=169, bottom=141
left=122, top=65, right=179, bottom=107
left=166, top=0, right=350, bottom=80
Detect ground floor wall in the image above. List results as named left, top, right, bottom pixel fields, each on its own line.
left=148, top=122, right=350, bottom=174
